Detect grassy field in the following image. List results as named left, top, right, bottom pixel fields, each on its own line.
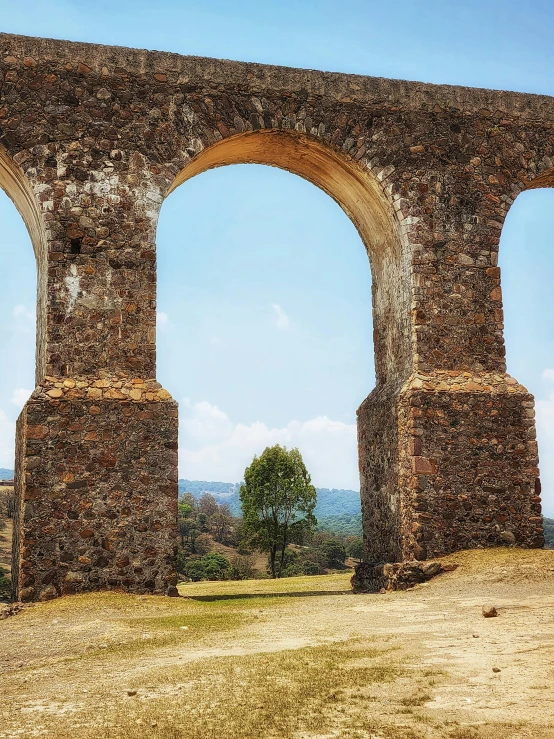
left=2, top=551, right=554, bottom=738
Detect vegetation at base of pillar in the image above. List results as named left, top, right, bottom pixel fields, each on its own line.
left=0, top=566, right=10, bottom=599
left=544, top=518, right=554, bottom=549
left=239, top=445, right=318, bottom=579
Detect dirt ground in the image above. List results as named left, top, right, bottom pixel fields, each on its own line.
left=1, top=548, right=553, bottom=739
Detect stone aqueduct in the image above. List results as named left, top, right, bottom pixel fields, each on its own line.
left=0, top=33, right=547, bottom=601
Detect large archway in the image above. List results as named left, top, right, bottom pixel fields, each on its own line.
left=499, top=187, right=554, bottom=524
left=0, top=144, right=44, bottom=599
left=3, top=32, right=547, bottom=600
left=165, top=130, right=410, bottom=563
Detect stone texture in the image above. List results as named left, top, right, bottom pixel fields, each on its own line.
left=13, top=386, right=178, bottom=601
left=0, top=32, right=548, bottom=600
left=351, top=559, right=456, bottom=593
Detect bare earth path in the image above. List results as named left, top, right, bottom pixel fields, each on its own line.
left=1, top=549, right=553, bottom=739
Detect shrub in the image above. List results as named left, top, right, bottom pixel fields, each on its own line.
left=317, top=540, right=347, bottom=568
left=228, top=554, right=257, bottom=580
left=180, top=553, right=232, bottom=581
left=202, top=552, right=231, bottom=580
left=346, top=537, right=364, bottom=562
left=302, top=560, right=320, bottom=575
left=282, top=563, right=304, bottom=577
left=184, top=559, right=207, bottom=582
left=0, top=566, right=11, bottom=599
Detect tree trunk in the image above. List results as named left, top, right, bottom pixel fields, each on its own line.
left=270, top=545, right=277, bottom=578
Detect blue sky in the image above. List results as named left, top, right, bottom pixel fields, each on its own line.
left=0, top=0, right=553, bottom=516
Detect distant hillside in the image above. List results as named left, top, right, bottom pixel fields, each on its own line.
left=0, top=469, right=14, bottom=481
left=317, top=513, right=362, bottom=537
left=178, top=480, right=242, bottom=513
left=178, top=479, right=361, bottom=520
left=545, top=518, right=554, bottom=549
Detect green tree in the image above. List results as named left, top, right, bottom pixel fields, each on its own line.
left=346, top=537, right=364, bottom=562
left=194, top=532, right=212, bottom=555
left=318, top=539, right=347, bottom=568
left=240, top=445, right=317, bottom=578
left=201, top=552, right=231, bottom=580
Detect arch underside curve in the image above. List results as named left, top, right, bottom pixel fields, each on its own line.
left=168, top=129, right=412, bottom=391
left=0, top=143, right=46, bottom=383
left=167, top=129, right=412, bottom=562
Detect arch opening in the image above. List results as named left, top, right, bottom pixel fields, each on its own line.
left=0, top=144, right=46, bottom=384
left=158, top=130, right=410, bottom=566
left=0, top=150, right=40, bottom=596
left=499, top=186, right=554, bottom=527
left=168, top=130, right=411, bottom=390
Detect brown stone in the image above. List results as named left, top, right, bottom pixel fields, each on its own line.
left=412, top=457, right=438, bottom=474
left=482, top=604, right=498, bottom=618
left=26, top=425, right=48, bottom=439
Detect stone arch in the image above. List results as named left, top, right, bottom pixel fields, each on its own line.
left=0, top=144, right=47, bottom=602
left=0, top=143, right=46, bottom=383
left=165, top=129, right=412, bottom=562
left=167, top=129, right=412, bottom=391
left=2, top=32, right=546, bottom=599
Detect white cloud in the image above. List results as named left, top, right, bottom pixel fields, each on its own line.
left=12, top=304, right=36, bottom=336
left=537, top=369, right=554, bottom=515
left=157, top=311, right=169, bottom=331
left=11, top=388, right=32, bottom=410
left=179, top=399, right=358, bottom=489
left=13, top=304, right=34, bottom=321
left=272, top=303, right=290, bottom=330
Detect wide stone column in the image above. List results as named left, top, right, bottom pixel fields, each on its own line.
left=358, top=373, right=543, bottom=563
left=10, top=159, right=180, bottom=602
left=357, top=168, right=544, bottom=564
left=12, top=381, right=178, bottom=602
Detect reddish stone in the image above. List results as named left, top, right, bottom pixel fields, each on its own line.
left=412, top=457, right=438, bottom=475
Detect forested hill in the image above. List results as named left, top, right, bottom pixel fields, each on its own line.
left=0, top=469, right=13, bottom=480
left=178, top=479, right=361, bottom=518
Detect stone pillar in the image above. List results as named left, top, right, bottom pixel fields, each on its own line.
left=11, top=153, right=179, bottom=601
left=358, top=175, right=544, bottom=563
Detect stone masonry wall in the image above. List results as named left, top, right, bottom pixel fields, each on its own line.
left=0, top=33, right=550, bottom=598
left=398, top=372, right=543, bottom=561
left=13, top=377, right=178, bottom=601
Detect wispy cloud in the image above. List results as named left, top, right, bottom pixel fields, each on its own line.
left=12, top=304, right=36, bottom=336
left=157, top=311, right=170, bottom=332
left=13, top=304, right=34, bottom=321
left=272, top=303, right=290, bottom=330
left=11, top=388, right=31, bottom=410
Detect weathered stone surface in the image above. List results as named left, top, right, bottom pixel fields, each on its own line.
left=13, top=390, right=178, bottom=601
left=482, top=604, right=498, bottom=618
left=351, top=559, right=455, bottom=593
left=0, top=32, right=547, bottom=601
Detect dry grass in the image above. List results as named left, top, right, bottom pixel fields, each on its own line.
left=2, top=551, right=554, bottom=739
left=3, top=640, right=433, bottom=739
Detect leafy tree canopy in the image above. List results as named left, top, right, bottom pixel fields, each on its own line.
left=240, top=445, right=317, bottom=578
